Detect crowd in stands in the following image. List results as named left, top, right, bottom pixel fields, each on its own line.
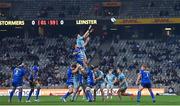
left=0, top=34, right=101, bottom=87
left=97, top=36, right=180, bottom=88
left=0, top=33, right=179, bottom=89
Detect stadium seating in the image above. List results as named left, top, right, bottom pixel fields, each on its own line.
left=0, top=0, right=179, bottom=90
left=96, top=37, right=180, bottom=88
left=0, top=34, right=101, bottom=88
left=1, top=0, right=180, bottom=20
left=0, top=34, right=179, bottom=88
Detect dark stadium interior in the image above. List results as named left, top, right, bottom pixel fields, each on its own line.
left=0, top=0, right=180, bottom=19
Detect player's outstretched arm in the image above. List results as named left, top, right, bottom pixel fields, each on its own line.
left=24, top=75, right=33, bottom=83
left=119, top=78, right=126, bottom=86
left=83, top=37, right=90, bottom=47
left=72, top=64, right=80, bottom=73
left=83, top=25, right=92, bottom=38
left=79, top=66, right=86, bottom=74
left=85, top=28, right=94, bottom=39
left=96, top=71, right=104, bottom=81
left=113, top=77, right=117, bottom=84
left=95, top=76, right=102, bottom=81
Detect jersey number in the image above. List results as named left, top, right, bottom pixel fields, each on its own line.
left=15, top=69, right=19, bottom=75
left=146, top=73, right=149, bottom=78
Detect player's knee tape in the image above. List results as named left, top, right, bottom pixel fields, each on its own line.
left=17, top=86, right=22, bottom=89
left=86, top=87, right=91, bottom=91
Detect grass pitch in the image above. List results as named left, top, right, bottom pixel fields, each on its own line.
left=0, top=96, right=180, bottom=105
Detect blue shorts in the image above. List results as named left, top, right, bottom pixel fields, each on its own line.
left=87, top=82, right=94, bottom=88
left=107, top=84, right=114, bottom=89
left=12, top=82, right=22, bottom=88
left=141, top=83, right=151, bottom=88
left=95, top=82, right=105, bottom=90
left=77, top=60, right=84, bottom=66
left=66, top=82, right=73, bottom=88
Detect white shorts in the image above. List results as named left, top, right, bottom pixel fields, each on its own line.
left=107, top=84, right=114, bottom=89
left=95, top=82, right=105, bottom=90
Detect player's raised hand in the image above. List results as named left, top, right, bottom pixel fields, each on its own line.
left=76, top=63, right=81, bottom=68
left=89, top=28, right=94, bottom=33
left=88, top=25, right=92, bottom=30
left=80, top=67, right=86, bottom=74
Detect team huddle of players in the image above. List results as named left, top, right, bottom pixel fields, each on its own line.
left=9, top=25, right=156, bottom=103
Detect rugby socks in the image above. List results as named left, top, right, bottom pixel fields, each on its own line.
left=117, top=91, right=121, bottom=100
left=107, top=91, right=109, bottom=98
left=86, top=90, right=93, bottom=101
left=137, top=91, right=141, bottom=102
left=150, top=91, right=155, bottom=102
left=35, top=89, right=40, bottom=100
left=27, top=89, right=34, bottom=101
left=94, top=90, right=96, bottom=101
left=72, top=89, right=78, bottom=101
left=85, top=91, right=89, bottom=100
left=73, top=93, right=78, bottom=101
left=82, top=87, right=88, bottom=100
left=9, top=89, right=15, bottom=102
left=18, top=91, right=22, bottom=102
left=63, top=92, right=71, bottom=99
left=101, top=91, right=105, bottom=101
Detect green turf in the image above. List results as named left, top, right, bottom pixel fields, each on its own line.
left=0, top=96, right=180, bottom=105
